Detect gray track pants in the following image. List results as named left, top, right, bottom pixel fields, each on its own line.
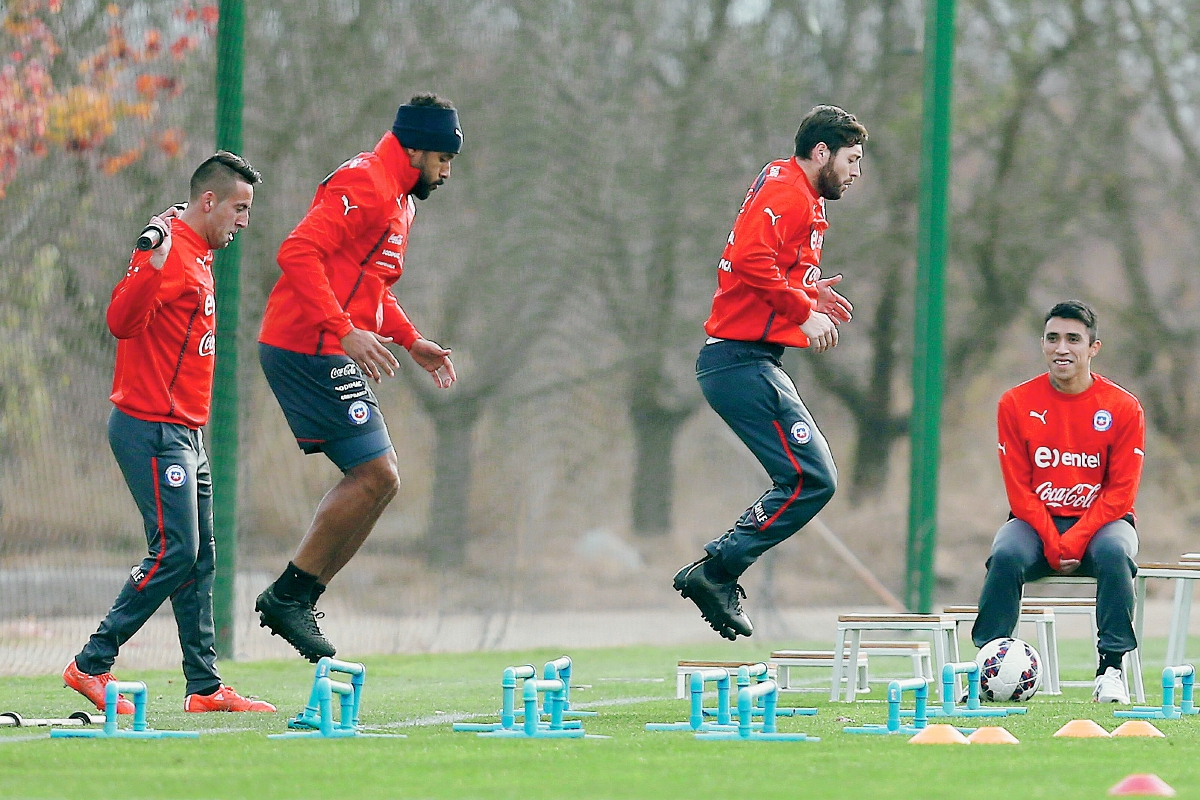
left=696, top=340, right=838, bottom=578
left=971, top=516, right=1139, bottom=656
left=75, top=409, right=221, bottom=696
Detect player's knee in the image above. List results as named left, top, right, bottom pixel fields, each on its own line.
left=1090, top=538, right=1134, bottom=575
left=359, top=453, right=400, bottom=502
left=987, top=547, right=1025, bottom=576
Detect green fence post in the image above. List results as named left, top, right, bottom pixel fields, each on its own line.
left=210, top=0, right=244, bottom=658
left=906, top=0, right=956, bottom=613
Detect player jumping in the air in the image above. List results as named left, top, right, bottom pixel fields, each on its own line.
left=254, top=94, right=460, bottom=662
left=973, top=301, right=1145, bottom=704
left=674, top=105, right=867, bottom=640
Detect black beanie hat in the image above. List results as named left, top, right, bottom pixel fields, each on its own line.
left=392, top=103, right=463, bottom=154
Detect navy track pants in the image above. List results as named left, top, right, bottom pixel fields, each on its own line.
left=971, top=516, right=1139, bottom=655
left=75, top=409, right=221, bottom=696
left=696, top=340, right=838, bottom=578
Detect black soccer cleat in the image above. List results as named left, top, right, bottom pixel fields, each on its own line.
left=673, top=557, right=753, bottom=641
left=255, top=584, right=337, bottom=663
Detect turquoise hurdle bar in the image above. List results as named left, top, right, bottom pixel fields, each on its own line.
left=1115, top=664, right=1198, bottom=720
left=51, top=681, right=198, bottom=739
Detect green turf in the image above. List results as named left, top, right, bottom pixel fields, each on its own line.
left=0, top=639, right=1193, bottom=799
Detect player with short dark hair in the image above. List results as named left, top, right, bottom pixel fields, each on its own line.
left=972, top=300, right=1145, bottom=704
left=254, top=94, right=460, bottom=661
left=674, top=105, right=867, bottom=639
left=63, top=152, right=276, bottom=714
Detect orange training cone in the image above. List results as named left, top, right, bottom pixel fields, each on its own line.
left=908, top=724, right=970, bottom=745
left=1108, top=774, right=1176, bottom=796
left=1112, top=721, right=1166, bottom=738
left=1053, top=719, right=1111, bottom=738
left=967, top=726, right=1020, bottom=744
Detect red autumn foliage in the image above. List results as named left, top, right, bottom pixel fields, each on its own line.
left=0, top=0, right=216, bottom=195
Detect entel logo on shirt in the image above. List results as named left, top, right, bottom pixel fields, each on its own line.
left=1035, top=481, right=1101, bottom=509
left=1034, top=447, right=1101, bottom=469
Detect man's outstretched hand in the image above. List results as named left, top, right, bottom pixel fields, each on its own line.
left=341, top=328, right=399, bottom=383
left=410, top=338, right=456, bottom=389
left=815, top=274, right=853, bottom=324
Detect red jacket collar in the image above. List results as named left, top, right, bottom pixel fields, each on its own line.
left=375, top=132, right=421, bottom=196
left=171, top=216, right=211, bottom=254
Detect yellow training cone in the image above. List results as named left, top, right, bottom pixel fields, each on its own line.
left=967, top=726, right=1020, bottom=744
left=908, top=724, right=970, bottom=744
left=1112, top=720, right=1166, bottom=738
left=1053, top=719, right=1111, bottom=738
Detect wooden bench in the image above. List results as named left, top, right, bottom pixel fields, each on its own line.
left=833, top=614, right=960, bottom=702
left=675, top=661, right=776, bottom=700
left=1136, top=561, right=1200, bottom=671
left=772, top=640, right=931, bottom=694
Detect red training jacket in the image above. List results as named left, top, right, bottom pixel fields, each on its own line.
left=259, top=132, right=423, bottom=356
left=108, top=218, right=216, bottom=429
left=704, top=157, right=828, bottom=348
left=997, top=373, right=1145, bottom=569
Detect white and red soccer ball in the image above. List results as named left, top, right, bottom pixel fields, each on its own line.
left=975, top=637, right=1041, bottom=702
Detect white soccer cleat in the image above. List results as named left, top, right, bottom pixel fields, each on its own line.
left=1092, top=667, right=1130, bottom=704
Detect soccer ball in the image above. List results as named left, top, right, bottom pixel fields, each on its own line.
left=975, top=637, right=1041, bottom=702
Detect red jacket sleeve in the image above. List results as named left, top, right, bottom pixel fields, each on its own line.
left=1059, top=399, right=1145, bottom=561
left=380, top=292, right=420, bottom=350
left=107, top=249, right=168, bottom=339
left=275, top=169, right=384, bottom=341
left=997, top=392, right=1063, bottom=569
left=726, top=184, right=814, bottom=326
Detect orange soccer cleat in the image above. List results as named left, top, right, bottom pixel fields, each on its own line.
left=184, top=685, right=277, bottom=713
left=62, top=660, right=135, bottom=715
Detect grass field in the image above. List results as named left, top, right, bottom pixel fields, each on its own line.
left=0, top=638, right=1194, bottom=799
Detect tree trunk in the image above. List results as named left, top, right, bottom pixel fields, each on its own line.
left=422, top=398, right=481, bottom=567
left=630, top=392, right=691, bottom=537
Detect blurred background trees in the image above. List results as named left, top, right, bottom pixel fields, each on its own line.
left=2, top=0, right=1198, bottom=609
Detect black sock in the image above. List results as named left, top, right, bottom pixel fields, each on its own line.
left=1097, top=650, right=1124, bottom=676
left=274, top=561, right=319, bottom=603
left=310, top=582, right=327, bottom=608
left=191, top=683, right=221, bottom=696
left=702, top=556, right=737, bottom=585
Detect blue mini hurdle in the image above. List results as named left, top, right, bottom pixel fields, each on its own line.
left=542, top=656, right=596, bottom=719
left=50, top=681, right=198, bottom=740
left=694, top=671, right=818, bottom=742
left=454, top=660, right=583, bottom=733
left=273, top=657, right=404, bottom=739
left=699, top=663, right=815, bottom=719
left=844, top=677, right=973, bottom=735
left=477, top=661, right=587, bottom=739
left=1115, top=664, right=1198, bottom=720
left=906, top=662, right=1027, bottom=719
left=646, top=667, right=736, bottom=732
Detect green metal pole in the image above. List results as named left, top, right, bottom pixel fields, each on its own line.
left=905, top=0, right=956, bottom=613
left=210, top=0, right=244, bottom=659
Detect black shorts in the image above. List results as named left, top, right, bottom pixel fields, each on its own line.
left=259, top=343, right=393, bottom=472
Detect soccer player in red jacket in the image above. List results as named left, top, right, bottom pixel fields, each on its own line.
left=972, top=300, right=1145, bottom=703
left=254, top=94, right=460, bottom=661
left=674, top=106, right=867, bottom=639
left=64, top=153, right=276, bottom=714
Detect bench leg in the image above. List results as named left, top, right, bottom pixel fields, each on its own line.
left=1166, top=579, right=1193, bottom=667
left=857, top=659, right=869, bottom=693
left=1124, top=648, right=1145, bottom=704
left=844, top=630, right=863, bottom=702
left=677, top=670, right=686, bottom=700
left=1041, top=617, right=1061, bottom=695
left=830, top=628, right=848, bottom=703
